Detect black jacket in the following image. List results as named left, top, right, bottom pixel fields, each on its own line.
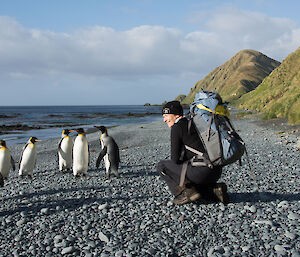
left=171, top=117, right=205, bottom=164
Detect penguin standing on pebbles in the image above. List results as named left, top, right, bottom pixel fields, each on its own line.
left=0, top=140, right=15, bottom=184
left=58, top=129, right=73, bottom=172
left=19, top=137, right=40, bottom=178
left=72, top=128, right=89, bottom=177
left=94, top=126, right=120, bottom=179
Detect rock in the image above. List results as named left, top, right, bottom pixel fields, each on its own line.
left=274, top=245, right=286, bottom=252
left=98, top=203, right=108, bottom=210
left=41, top=208, right=49, bottom=215
left=61, top=246, right=76, bottom=255
left=249, top=206, right=256, bottom=213
left=98, top=232, right=109, bottom=243
left=285, top=231, right=296, bottom=240
left=241, top=245, right=251, bottom=252
left=278, top=200, right=288, bottom=208
left=16, top=219, right=26, bottom=227
left=288, top=212, right=299, bottom=220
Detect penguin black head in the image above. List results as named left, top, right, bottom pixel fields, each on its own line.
left=94, top=126, right=107, bottom=134
left=62, top=129, right=72, bottom=135
left=74, top=128, right=85, bottom=134
left=0, top=140, right=6, bottom=147
left=29, top=137, right=40, bottom=143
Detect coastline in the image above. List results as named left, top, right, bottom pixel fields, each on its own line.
left=0, top=117, right=299, bottom=256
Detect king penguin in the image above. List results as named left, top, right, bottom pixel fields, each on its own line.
left=94, top=126, right=120, bottom=179
left=0, top=140, right=15, bottom=181
left=18, top=137, right=40, bottom=178
left=72, top=128, right=89, bottom=177
left=58, top=129, right=73, bottom=172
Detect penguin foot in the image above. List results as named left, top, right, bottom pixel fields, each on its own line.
left=82, top=173, right=89, bottom=178
left=114, top=173, right=120, bottom=178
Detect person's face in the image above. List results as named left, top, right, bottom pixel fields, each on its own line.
left=163, top=114, right=180, bottom=128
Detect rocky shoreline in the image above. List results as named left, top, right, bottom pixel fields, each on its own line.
left=0, top=116, right=299, bottom=256
left=0, top=112, right=161, bottom=136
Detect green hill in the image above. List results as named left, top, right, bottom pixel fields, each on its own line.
left=181, top=49, right=280, bottom=104
left=236, top=47, right=300, bottom=124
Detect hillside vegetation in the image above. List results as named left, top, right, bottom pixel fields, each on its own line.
left=181, top=49, right=280, bottom=104
left=236, top=47, right=300, bottom=124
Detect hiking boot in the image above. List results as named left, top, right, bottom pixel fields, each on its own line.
left=173, top=187, right=201, bottom=205
left=213, top=182, right=229, bottom=205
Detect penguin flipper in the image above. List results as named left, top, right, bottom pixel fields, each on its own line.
left=19, top=143, right=29, bottom=165
left=58, top=138, right=63, bottom=151
left=96, top=146, right=107, bottom=168
left=88, top=145, right=90, bottom=166
left=11, top=156, right=16, bottom=171
left=111, top=138, right=120, bottom=165
left=115, top=142, right=120, bottom=164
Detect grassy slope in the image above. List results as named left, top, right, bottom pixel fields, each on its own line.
left=236, top=47, right=300, bottom=124
left=181, top=49, right=280, bottom=104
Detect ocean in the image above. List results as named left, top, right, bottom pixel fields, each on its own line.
left=0, top=105, right=162, bottom=146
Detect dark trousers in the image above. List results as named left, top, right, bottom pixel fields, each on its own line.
left=157, top=160, right=222, bottom=196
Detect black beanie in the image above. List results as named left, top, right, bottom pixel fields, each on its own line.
left=162, top=101, right=183, bottom=116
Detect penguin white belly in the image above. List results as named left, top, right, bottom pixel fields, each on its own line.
left=0, top=148, right=11, bottom=178
left=19, top=144, right=37, bottom=175
left=104, top=154, right=110, bottom=174
left=100, top=139, right=110, bottom=174
left=73, top=136, right=88, bottom=176
left=59, top=137, right=73, bottom=170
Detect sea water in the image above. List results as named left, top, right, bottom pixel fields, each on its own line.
left=0, top=105, right=162, bottom=146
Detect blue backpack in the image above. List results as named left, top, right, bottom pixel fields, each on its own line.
left=179, top=90, right=249, bottom=187
left=188, top=90, right=246, bottom=167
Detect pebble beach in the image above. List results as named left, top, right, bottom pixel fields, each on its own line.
left=0, top=117, right=299, bottom=256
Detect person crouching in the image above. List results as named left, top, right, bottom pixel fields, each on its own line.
left=157, top=101, right=229, bottom=205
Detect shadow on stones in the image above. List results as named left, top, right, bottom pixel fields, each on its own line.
left=0, top=194, right=149, bottom=217
left=121, top=170, right=157, bottom=178
left=229, top=191, right=300, bottom=203
left=2, top=186, right=107, bottom=202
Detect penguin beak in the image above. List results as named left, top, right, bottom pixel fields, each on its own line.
left=36, top=139, right=41, bottom=142
left=94, top=126, right=100, bottom=129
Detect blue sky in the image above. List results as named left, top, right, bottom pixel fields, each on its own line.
left=1, top=0, right=299, bottom=105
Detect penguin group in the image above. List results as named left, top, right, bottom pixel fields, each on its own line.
left=0, top=126, right=120, bottom=187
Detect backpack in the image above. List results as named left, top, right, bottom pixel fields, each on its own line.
left=179, top=90, right=246, bottom=187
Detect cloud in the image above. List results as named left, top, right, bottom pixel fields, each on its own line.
left=189, top=6, right=300, bottom=60
left=1, top=10, right=299, bottom=81
left=0, top=7, right=299, bottom=104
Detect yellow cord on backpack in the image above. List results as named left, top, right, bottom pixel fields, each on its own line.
left=196, top=104, right=230, bottom=118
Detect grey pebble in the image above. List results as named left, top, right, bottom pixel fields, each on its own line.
left=16, top=219, right=26, bottom=227
left=285, top=231, right=296, bottom=240
left=274, top=245, right=286, bottom=252
left=98, top=232, right=109, bottom=243
left=41, top=208, right=50, bottom=214
left=98, top=203, right=108, bottom=210
left=288, top=212, right=299, bottom=220
left=61, top=246, right=76, bottom=255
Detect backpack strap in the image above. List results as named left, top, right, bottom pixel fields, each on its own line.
left=185, top=145, right=203, bottom=156
left=187, top=118, right=192, bottom=134
left=207, top=114, right=214, bottom=141
left=179, top=161, right=189, bottom=188
left=179, top=145, right=214, bottom=188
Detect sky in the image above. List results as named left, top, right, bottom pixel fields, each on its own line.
left=0, top=0, right=299, bottom=106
